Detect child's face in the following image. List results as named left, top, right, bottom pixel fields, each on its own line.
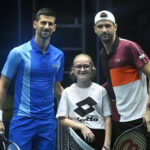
left=73, top=56, right=92, bottom=83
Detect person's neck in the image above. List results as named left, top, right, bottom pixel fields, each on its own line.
left=103, top=43, right=112, bottom=54
left=34, top=36, right=51, bottom=53
left=102, top=35, right=116, bottom=55
left=76, top=81, right=92, bottom=88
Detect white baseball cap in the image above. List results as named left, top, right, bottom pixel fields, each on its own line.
left=94, top=10, right=115, bottom=24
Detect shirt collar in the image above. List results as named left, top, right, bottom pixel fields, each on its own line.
left=110, top=36, right=119, bottom=54
left=102, top=36, right=119, bottom=57
left=30, top=37, right=50, bottom=54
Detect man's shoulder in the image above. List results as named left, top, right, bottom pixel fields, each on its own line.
left=119, top=37, right=137, bottom=45
left=11, top=41, right=31, bottom=53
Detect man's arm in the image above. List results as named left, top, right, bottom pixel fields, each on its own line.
left=54, top=82, right=64, bottom=99
left=141, top=62, right=150, bottom=132
left=0, top=74, right=11, bottom=131
left=0, top=75, right=11, bottom=109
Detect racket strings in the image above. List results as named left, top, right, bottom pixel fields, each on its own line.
left=0, top=134, right=20, bottom=150
left=69, top=135, right=83, bottom=150
left=113, top=130, right=146, bottom=150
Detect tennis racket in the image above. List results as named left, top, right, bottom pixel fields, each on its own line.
left=0, top=133, right=20, bottom=150
left=112, top=123, right=147, bottom=150
left=69, top=127, right=95, bottom=150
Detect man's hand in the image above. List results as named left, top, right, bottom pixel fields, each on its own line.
left=0, top=121, right=5, bottom=134
left=144, top=108, right=150, bottom=132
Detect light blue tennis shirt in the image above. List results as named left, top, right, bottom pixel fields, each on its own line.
left=2, top=37, right=64, bottom=119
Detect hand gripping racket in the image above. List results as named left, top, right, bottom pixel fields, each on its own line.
left=69, top=127, right=95, bottom=150
left=112, top=123, right=147, bottom=150
left=0, top=133, right=20, bottom=150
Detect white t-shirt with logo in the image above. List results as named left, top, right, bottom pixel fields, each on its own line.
left=56, top=83, right=111, bottom=129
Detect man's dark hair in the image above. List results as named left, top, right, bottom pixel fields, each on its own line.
left=34, top=8, right=56, bottom=21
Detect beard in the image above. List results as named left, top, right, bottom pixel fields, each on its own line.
left=37, top=29, right=52, bottom=40
left=99, top=33, right=113, bottom=43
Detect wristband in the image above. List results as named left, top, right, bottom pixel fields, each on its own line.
left=0, top=110, right=3, bottom=121
left=103, top=146, right=109, bottom=150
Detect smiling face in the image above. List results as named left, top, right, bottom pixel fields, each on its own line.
left=72, top=54, right=95, bottom=87
left=33, top=15, right=56, bottom=40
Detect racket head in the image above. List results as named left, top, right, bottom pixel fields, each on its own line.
left=69, top=127, right=94, bottom=150
left=112, top=123, right=147, bottom=150
left=7, top=141, right=21, bottom=150
left=0, top=134, right=20, bottom=150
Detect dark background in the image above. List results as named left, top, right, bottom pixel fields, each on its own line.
left=0, top=0, right=150, bottom=88
left=0, top=0, right=150, bottom=145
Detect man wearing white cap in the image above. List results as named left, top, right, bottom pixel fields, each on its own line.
left=94, top=10, right=150, bottom=149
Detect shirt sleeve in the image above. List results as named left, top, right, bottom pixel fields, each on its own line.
left=128, top=42, right=150, bottom=69
left=2, top=48, right=21, bottom=79
left=56, top=89, right=69, bottom=118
